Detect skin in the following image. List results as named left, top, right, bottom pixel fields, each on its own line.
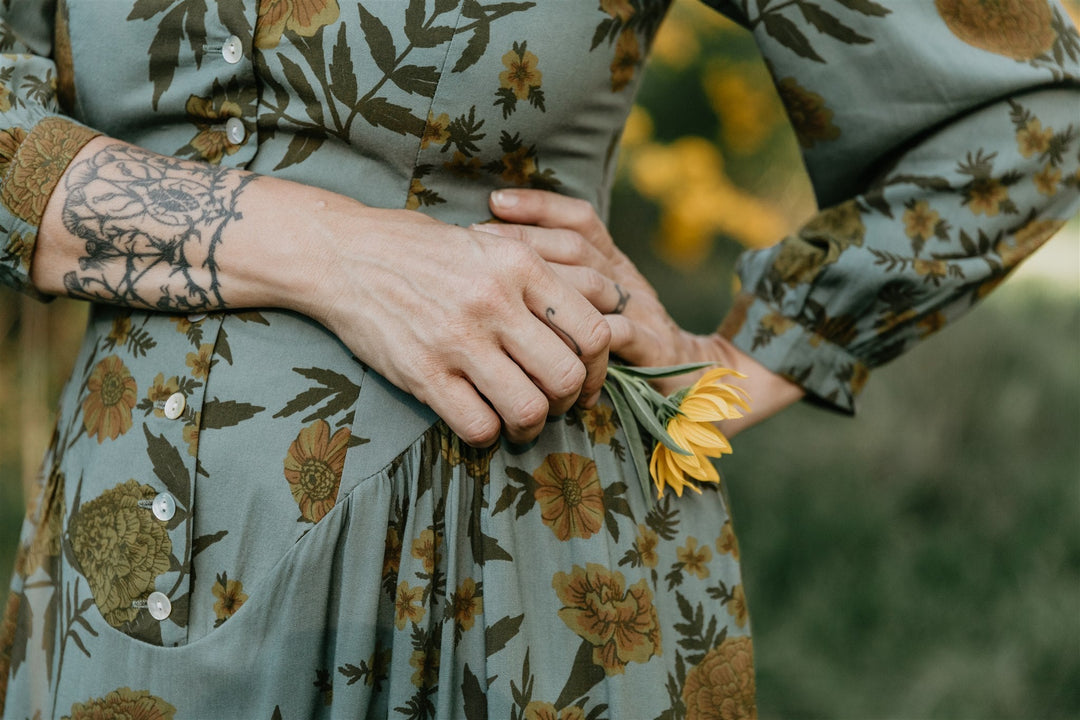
left=32, top=137, right=799, bottom=446
left=33, top=136, right=610, bottom=446
left=479, top=188, right=805, bottom=437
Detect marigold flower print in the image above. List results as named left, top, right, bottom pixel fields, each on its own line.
left=553, top=563, right=662, bottom=675
left=284, top=419, right=350, bottom=523
left=212, top=573, right=248, bottom=626
left=935, top=0, right=1055, bottom=60
left=1016, top=118, right=1053, bottom=157
left=532, top=453, right=605, bottom=541
left=682, top=636, right=757, bottom=720
left=582, top=403, right=619, bottom=445
left=68, top=480, right=173, bottom=627
left=61, top=687, right=177, bottom=720
left=965, top=177, right=1010, bottom=216
left=903, top=200, right=940, bottom=244
left=255, top=0, right=340, bottom=49
left=0, top=117, right=97, bottom=224
left=82, top=355, right=138, bottom=443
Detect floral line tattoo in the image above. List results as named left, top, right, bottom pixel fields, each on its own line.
left=61, top=144, right=254, bottom=311
left=545, top=306, right=581, bottom=355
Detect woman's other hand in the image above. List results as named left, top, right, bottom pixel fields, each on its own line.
left=480, top=188, right=803, bottom=435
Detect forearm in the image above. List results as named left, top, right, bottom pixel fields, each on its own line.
left=32, top=136, right=340, bottom=316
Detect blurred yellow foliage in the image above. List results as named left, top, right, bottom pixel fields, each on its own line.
left=704, top=61, right=781, bottom=155
left=629, top=136, right=791, bottom=265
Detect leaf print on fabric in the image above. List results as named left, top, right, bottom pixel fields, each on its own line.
left=775, top=75, right=840, bottom=150
left=553, top=563, right=662, bottom=676
left=284, top=419, right=350, bottom=523
left=495, top=41, right=544, bottom=117
left=745, top=0, right=881, bottom=63
left=935, top=0, right=1054, bottom=60
left=681, top=636, right=757, bottom=720
left=532, top=453, right=605, bottom=542
left=61, top=687, right=177, bottom=720
left=256, top=0, right=341, bottom=50
left=82, top=355, right=138, bottom=443
left=211, top=572, right=248, bottom=627
left=67, top=480, right=173, bottom=627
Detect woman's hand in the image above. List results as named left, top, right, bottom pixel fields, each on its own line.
left=478, top=188, right=804, bottom=435
left=35, top=139, right=610, bottom=448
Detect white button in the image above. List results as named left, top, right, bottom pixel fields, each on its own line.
left=151, top=492, right=176, bottom=522
left=147, top=592, right=171, bottom=621
left=225, top=117, right=246, bottom=145
left=163, top=392, right=186, bottom=420
left=222, top=35, right=243, bottom=64
left=186, top=312, right=207, bottom=323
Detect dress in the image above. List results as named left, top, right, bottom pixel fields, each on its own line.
left=0, top=1, right=1077, bottom=718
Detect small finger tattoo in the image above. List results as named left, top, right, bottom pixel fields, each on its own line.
left=545, top=307, right=583, bottom=356
left=612, top=283, right=630, bottom=314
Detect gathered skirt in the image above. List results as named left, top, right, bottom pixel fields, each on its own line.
left=1, top=306, right=755, bottom=720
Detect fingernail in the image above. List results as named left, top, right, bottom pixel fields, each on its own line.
left=491, top=190, right=518, bottom=208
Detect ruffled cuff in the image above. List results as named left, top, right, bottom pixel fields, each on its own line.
left=719, top=291, right=869, bottom=414
left=0, top=115, right=100, bottom=298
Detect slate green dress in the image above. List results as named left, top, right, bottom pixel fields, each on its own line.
left=1, top=1, right=1077, bottom=718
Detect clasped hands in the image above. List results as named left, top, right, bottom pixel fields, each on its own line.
left=313, top=188, right=799, bottom=449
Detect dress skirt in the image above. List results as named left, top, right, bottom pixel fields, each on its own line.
left=1, top=304, right=756, bottom=719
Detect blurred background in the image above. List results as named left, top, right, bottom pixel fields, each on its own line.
left=2, top=1, right=1078, bottom=717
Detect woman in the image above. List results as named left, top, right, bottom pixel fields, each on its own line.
left=1, top=1, right=1076, bottom=717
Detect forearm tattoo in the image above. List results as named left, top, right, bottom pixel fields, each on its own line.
left=61, top=144, right=254, bottom=311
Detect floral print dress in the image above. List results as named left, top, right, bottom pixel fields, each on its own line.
left=1, top=1, right=1078, bottom=718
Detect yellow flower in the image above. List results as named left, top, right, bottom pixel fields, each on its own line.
left=283, top=419, right=350, bottom=523
left=716, top=521, right=740, bottom=561
left=420, top=112, right=451, bottom=149
left=0, top=118, right=97, bottom=224
left=582, top=403, right=618, bottom=445
left=636, top=524, right=659, bottom=568
left=553, top=563, right=662, bottom=675
left=185, top=343, right=214, bottom=380
left=450, top=577, right=483, bottom=632
left=107, top=316, right=131, bottom=346
left=183, top=421, right=200, bottom=458
left=649, top=368, right=747, bottom=498
left=965, top=178, right=1009, bottom=216
left=185, top=94, right=244, bottom=164
left=903, top=200, right=940, bottom=242
left=393, top=581, right=425, bottom=630
left=409, top=647, right=440, bottom=689
left=677, top=537, right=712, bottom=579
left=4, top=230, right=35, bottom=270
left=996, top=217, right=1064, bottom=267
left=913, top=258, right=948, bottom=282
left=499, top=44, right=542, bottom=101
left=524, top=701, right=587, bottom=720
left=212, top=573, right=248, bottom=625
left=500, top=146, right=536, bottom=185
left=610, top=28, right=641, bottom=92
left=82, top=355, right=138, bottom=443
left=682, top=636, right=757, bottom=720
left=444, top=151, right=482, bottom=179
left=1016, top=119, right=1053, bottom=157
left=935, top=0, right=1055, bottom=60
left=411, top=527, right=442, bottom=574
left=62, top=688, right=177, bottom=720
left=727, top=583, right=748, bottom=628
left=255, top=0, right=340, bottom=50
left=1033, top=163, right=1061, bottom=196
left=146, top=373, right=180, bottom=419
left=532, top=452, right=606, bottom=541
left=439, top=424, right=497, bottom=480
left=405, top=177, right=427, bottom=211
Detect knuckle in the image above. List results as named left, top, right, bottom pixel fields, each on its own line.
left=549, top=358, right=587, bottom=398
left=579, top=314, right=612, bottom=355
left=459, top=413, right=500, bottom=447
left=582, top=268, right=606, bottom=297
left=508, top=392, right=549, bottom=431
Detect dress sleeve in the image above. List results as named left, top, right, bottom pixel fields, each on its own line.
left=702, top=0, right=1080, bottom=412
left=0, top=0, right=100, bottom=298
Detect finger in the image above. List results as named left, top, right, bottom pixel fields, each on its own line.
left=489, top=190, right=615, bottom=257
left=421, top=374, right=503, bottom=448
left=548, top=263, right=631, bottom=315
left=465, top=353, right=551, bottom=444
left=501, top=312, right=587, bottom=417
left=521, top=272, right=611, bottom=408
left=605, top=313, right=658, bottom=366
left=471, top=222, right=610, bottom=272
